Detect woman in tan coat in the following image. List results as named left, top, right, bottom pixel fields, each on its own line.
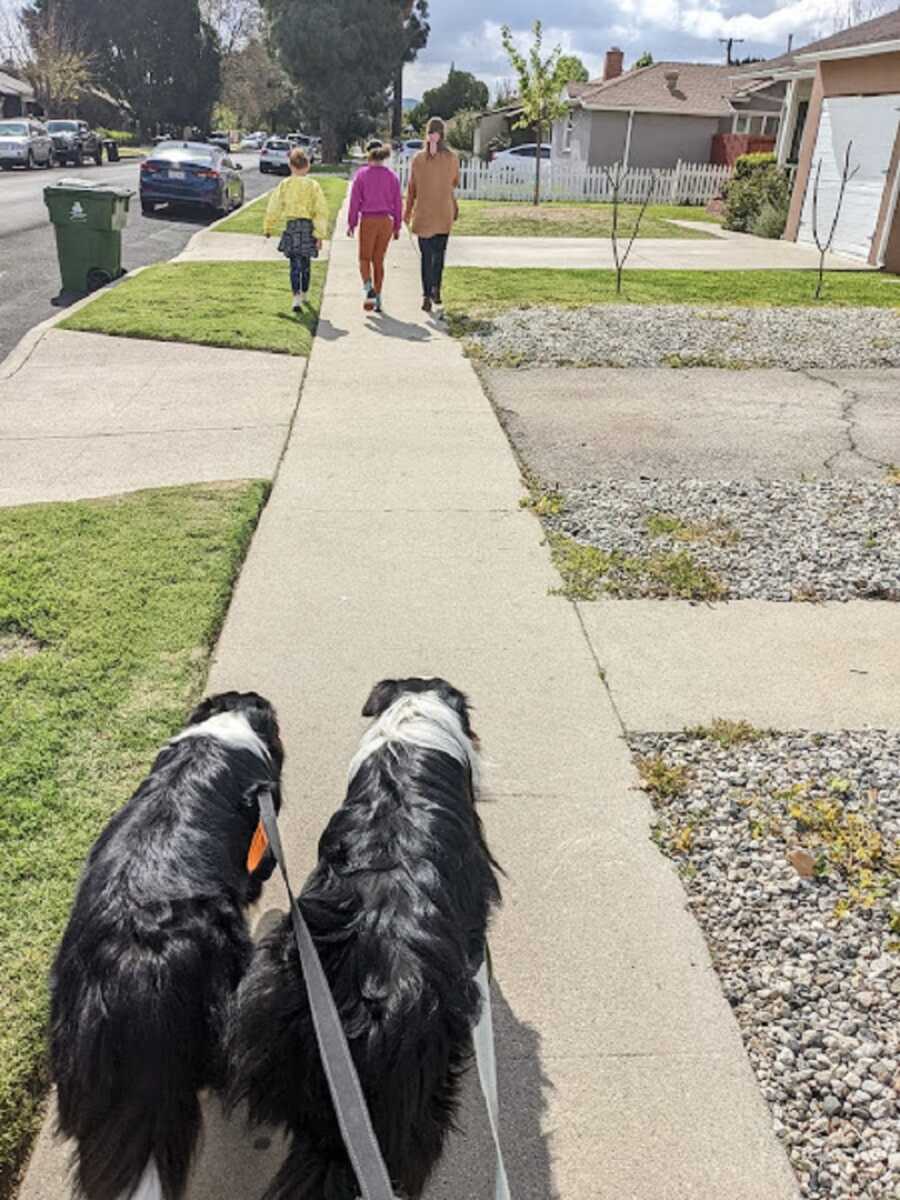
left=403, top=116, right=460, bottom=313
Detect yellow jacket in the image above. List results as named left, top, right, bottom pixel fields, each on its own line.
left=264, top=175, right=329, bottom=239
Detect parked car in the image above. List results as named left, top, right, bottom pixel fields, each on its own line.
left=395, top=138, right=423, bottom=161
left=260, top=136, right=291, bottom=174
left=491, top=142, right=552, bottom=162
left=206, top=130, right=230, bottom=151
left=46, top=119, right=104, bottom=166
left=240, top=132, right=266, bottom=150
left=286, top=132, right=318, bottom=161
left=0, top=118, right=54, bottom=169
left=140, top=141, right=244, bottom=217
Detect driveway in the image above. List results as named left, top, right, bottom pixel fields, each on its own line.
left=448, top=226, right=871, bottom=271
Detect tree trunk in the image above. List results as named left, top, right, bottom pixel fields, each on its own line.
left=533, top=120, right=542, bottom=206
left=321, top=122, right=340, bottom=165
left=392, top=61, right=404, bottom=141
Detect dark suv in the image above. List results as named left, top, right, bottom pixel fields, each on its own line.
left=46, top=119, right=104, bottom=166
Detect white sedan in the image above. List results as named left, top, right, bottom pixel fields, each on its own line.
left=491, top=142, right=552, bottom=162
left=259, top=137, right=291, bottom=175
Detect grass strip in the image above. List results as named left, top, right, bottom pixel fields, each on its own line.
left=445, top=267, right=900, bottom=310
left=215, top=174, right=347, bottom=238
left=453, top=200, right=721, bottom=239
left=0, top=481, right=268, bottom=1199
left=61, top=261, right=323, bottom=356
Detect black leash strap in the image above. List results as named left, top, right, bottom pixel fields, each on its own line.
left=258, top=790, right=399, bottom=1200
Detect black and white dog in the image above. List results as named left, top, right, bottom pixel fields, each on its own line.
left=50, top=691, right=284, bottom=1200
left=228, top=677, right=502, bottom=1200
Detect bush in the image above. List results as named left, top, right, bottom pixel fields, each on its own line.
left=751, top=201, right=789, bottom=239
left=447, top=109, right=478, bottom=155
left=723, top=153, right=791, bottom=234
left=98, top=128, right=140, bottom=146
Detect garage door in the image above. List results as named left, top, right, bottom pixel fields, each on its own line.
left=798, top=94, right=900, bottom=261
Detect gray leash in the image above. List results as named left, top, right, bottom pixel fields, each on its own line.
left=257, top=790, right=511, bottom=1200
left=258, top=790, right=399, bottom=1200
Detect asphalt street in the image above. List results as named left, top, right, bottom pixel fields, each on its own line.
left=0, top=151, right=270, bottom=363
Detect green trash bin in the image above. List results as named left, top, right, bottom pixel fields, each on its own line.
left=44, top=180, right=134, bottom=295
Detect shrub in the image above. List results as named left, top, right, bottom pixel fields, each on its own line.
left=723, top=153, right=791, bottom=234
left=98, top=128, right=140, bottom=146
left=751, top=200, right=789, bottom=239
left=447, top=109, right=478, bottom=155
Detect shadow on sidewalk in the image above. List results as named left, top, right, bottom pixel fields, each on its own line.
left=316, top=318, right=350, bottom=342
left=365, top=313, right=432, bottom=343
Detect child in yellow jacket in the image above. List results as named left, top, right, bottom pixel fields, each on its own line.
left=264, top=148, right=329, bottom=311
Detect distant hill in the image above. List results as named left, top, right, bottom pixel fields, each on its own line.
left=402, top=98, right=420, bottom=111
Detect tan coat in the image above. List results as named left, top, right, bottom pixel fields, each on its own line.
left=404, top=148, right=460, bottom=237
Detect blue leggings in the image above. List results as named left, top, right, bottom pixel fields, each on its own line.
left=290, top=255, right=311, bottom=293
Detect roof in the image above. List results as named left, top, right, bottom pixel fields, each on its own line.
left=572, top=62, right=751, bottom=117
left=0, top=69, right=34, bottom=99
left=753, top=6, right=900, bottom=72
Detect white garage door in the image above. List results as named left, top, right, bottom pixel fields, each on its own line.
left=798, top=94, right=900, bottom=261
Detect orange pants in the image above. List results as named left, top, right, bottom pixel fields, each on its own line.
left=358, top=215, right=393, bottom=293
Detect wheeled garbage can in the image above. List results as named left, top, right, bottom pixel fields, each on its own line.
left=44, top=180, right=134, bottom=296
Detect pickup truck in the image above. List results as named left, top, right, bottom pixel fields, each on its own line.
left=46, top=119, right=104, bottom=166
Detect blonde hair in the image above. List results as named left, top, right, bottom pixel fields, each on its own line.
left=288, top=147, right=309, bottom=170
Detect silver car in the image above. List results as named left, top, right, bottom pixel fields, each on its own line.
left=0, top=118, right=54, bottom=170
left=260, top=137, right=291, bottom=175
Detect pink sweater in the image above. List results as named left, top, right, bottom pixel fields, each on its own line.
left=348, top=164, right=403, bottom=233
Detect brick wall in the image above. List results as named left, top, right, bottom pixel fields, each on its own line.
left=711, top=133, right=776, bottom=166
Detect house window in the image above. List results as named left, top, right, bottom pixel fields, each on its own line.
left=563, top=111, right=575, bottom=153
left=734, top=114, right=751, bottom=134
left=762, top=113, right=780, bottom=137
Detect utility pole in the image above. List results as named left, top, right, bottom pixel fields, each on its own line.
left=787, top=33, right=794, bottom=52
left=719, top=36, right=745, bottom=64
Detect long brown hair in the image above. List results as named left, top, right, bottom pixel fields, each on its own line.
left=425, top=116, right=449, bottom=154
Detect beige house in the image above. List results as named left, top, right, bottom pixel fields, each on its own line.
left=552, top=49, right=785, bottom=170
left=769, top=9, right=900, bottom=270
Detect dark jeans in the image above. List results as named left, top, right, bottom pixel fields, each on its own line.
left=289, top=255, right=311, bottom=294
left=418, top=234, right=449, bottom=299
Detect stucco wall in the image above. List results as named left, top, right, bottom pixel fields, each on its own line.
left=552, top=109, right=592, bottom=164
left=587, top=110, right=629, bottom=166
left=821, top=51, right=900, bottom=97
left=629, top=112, right=719, bottom=168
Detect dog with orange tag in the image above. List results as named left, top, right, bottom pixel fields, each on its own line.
left=50, top=691, right=284, bottom=1200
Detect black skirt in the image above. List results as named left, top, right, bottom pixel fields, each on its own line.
left=277, top=218, right=319, bottom=259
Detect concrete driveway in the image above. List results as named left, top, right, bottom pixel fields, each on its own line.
left=448, top=224, right=870, bottom=271
left=482, top=366, right=900, bottom=485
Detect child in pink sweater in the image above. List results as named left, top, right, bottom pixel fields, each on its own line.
left=347, top=140, right=403, bottom=313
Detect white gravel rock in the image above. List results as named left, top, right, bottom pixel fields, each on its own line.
left=465, top=304, right=900, bottom=369
left=630, top=730, right=900, bottom=1199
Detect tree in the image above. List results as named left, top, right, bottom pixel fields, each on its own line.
left=446, top=108, right=478, bottom=154
left=200, top=0, right=260, bottom=54
left=391, top=0, right=429, bottom=141
left=500, top=20, right=570, bottom=206
left=601, top=164, right=658, bottom=294
left=408, top=63, right=488, bottom=127
left=264, top=0, right=418, bottom=161
left=811, top=141, right=858, bottom=300
left=16, top=1, right=94, bottom=113
left=556, top=53, right=588, bottom=83
left=221, top=37, right=293, bottom=129
left=635, top=50, right=653, bottom=68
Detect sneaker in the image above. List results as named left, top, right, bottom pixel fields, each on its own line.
left=363, top=282, right=376, bottom=311
left=422, top=296, right=432, bottom=313
left=300, top=291, right=309, bottom=307
left=291, top=292, right=302, bottom=312
left=432, top=288, right=442, bottom=307
left=373, top=294, right=383, bottom=313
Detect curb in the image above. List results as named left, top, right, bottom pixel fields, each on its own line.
left=0, top=266, right=149, bottom=383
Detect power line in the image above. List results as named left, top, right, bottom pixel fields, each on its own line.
left=719, top=36, right=745, bottom=64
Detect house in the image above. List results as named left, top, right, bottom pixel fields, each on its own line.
left=0, top=69, right=36, bottom=118
left=472, top=101, right=524, bottom=158
left=766, top=8, right=900, bottom=270
left=551, top=48, right=786, bottom=170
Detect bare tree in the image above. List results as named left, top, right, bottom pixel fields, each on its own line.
left=601, top=163, right=658, bottom=295
left=810, top=141, right=858, bottom=300
left=200, top=0, right=260, bottom=54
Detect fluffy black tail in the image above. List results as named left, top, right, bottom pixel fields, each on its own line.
left=262, top=1138, right=358, bottom=1200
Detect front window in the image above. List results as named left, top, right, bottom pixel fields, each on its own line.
left=734, top=114, right=751, bottom=134
left=47, top=120, right=79, bottom=133
left=563, top=111, right=574, bottom=152
left=762, top=113, right=781, bottom=137
left=0, top=121, right=29, bottom=136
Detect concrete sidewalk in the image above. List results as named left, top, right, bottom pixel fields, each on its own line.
left=448, top=231, right=869, bottom=271
left=175, top=229, right=332, bottom=263
left=17, top=214, right=802, bottom=1199
left=0, top=329, right=301, bottom=506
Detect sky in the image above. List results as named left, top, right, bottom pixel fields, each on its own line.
left=405, top=0, right=883, bottom=99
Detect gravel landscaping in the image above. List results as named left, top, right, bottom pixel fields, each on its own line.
left=547, top=479, right=900, bottom=601
left=465, top=305, right=900, bottom=369
left=630, top=728, right=900, bottom=1200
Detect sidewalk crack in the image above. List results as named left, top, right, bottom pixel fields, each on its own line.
left=801, top=370, right=891, bottom=474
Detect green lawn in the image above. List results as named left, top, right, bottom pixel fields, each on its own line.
left=0, top=481, right=268, bottom=1200
left=61, top=261, right=324, bottom=355
left=216, top=174, right=347, bottom=238
left=444, top=268, right=900, bottom=311
left=453, top=200, right=721, bottom=239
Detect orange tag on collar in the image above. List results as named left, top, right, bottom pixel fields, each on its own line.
left=247, top=821, right=269, bottom=872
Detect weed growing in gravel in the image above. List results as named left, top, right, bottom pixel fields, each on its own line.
left=520, top=489, right=565, bottom=517
left=886, top=464, right=900, bottom=485
left=637, top=754, right=691, bottom=800
left=548, top=534, right=727, bottom=601
left=662, top=353, right=757, bottom=369
left=685, top=718, right=767, bottom=746
left=644, top=512, right=740, bottom=547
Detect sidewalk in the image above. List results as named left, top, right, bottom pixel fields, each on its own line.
left=17, top=220, right=803, bottom=1199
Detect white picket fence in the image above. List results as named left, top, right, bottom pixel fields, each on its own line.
left=394, top=157, right=730, bottom=205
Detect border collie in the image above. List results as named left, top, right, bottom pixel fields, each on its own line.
left=228, top=677, right=502, bottom=1200
left=50, top=691, right=284, bottom=1200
